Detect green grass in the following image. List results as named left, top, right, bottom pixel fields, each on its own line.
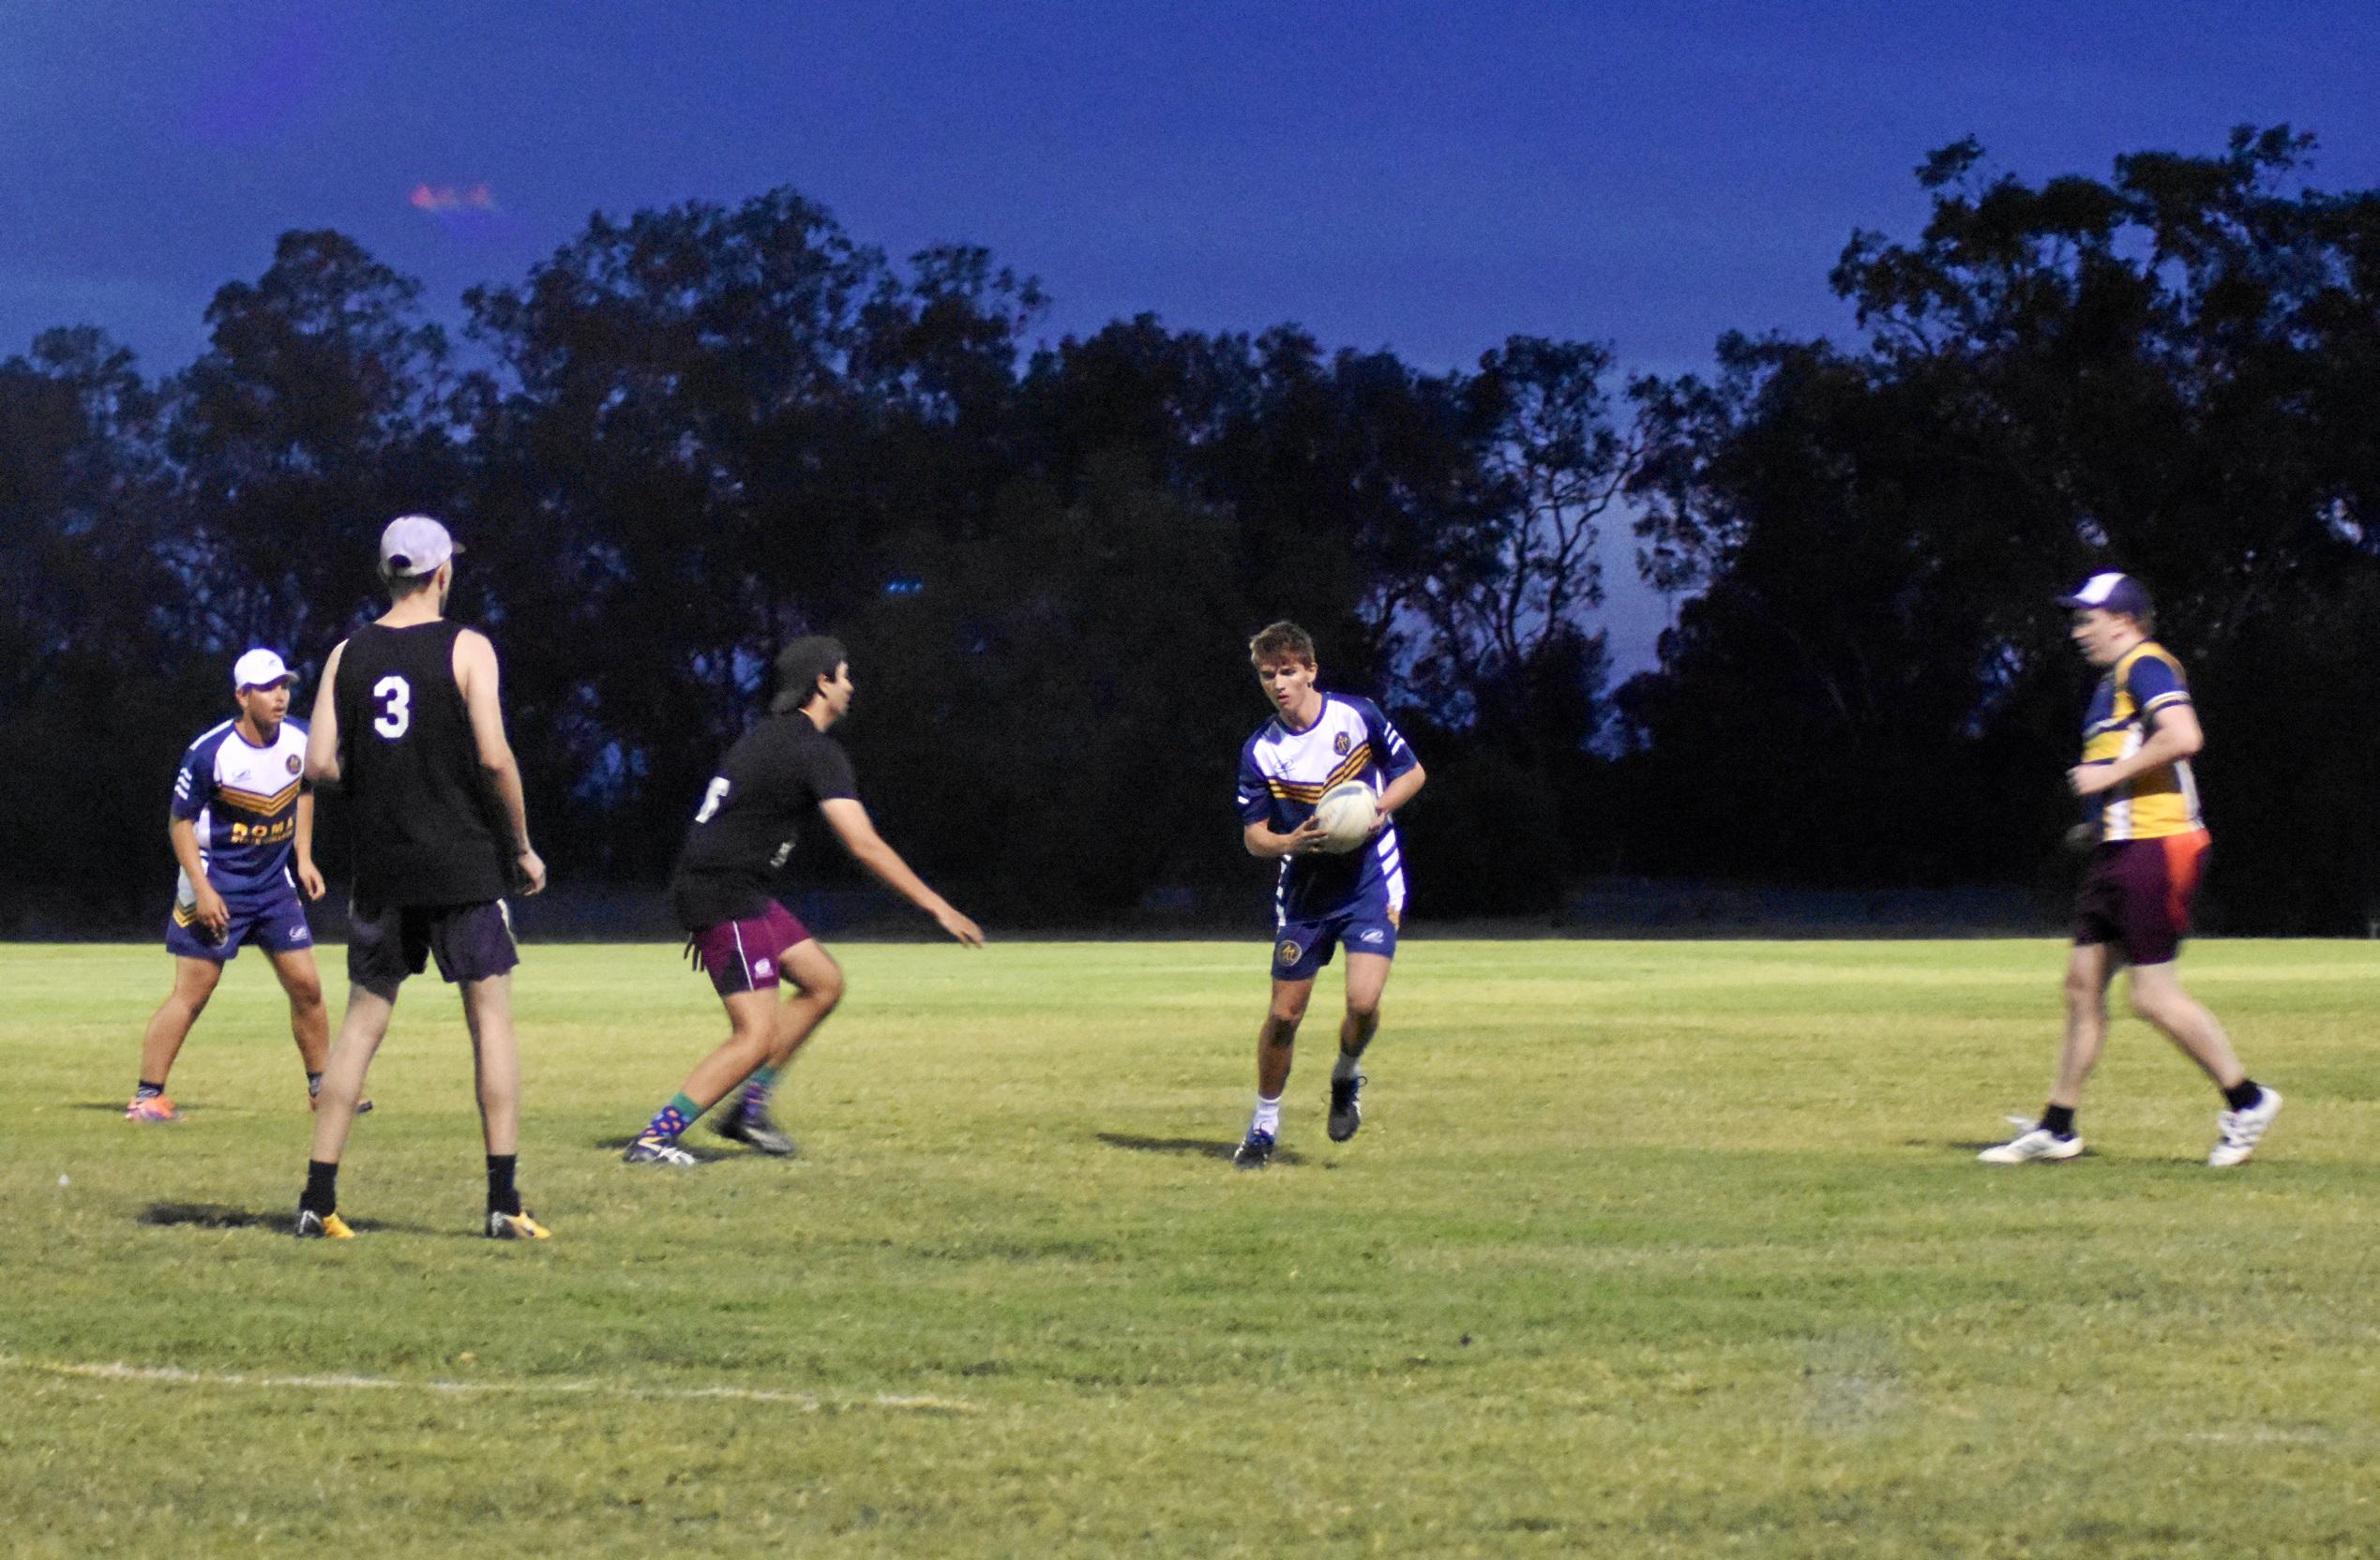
left=6, top=938, right=2378, bottom=1557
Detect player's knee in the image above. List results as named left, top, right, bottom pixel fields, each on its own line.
left=283, top=972, right=324, bottom=1009
left=2061, top=968, right=2101, bottom=1009
left=806, top=967, right=846, bottom=1011
left=2127, top=982, right=2174, bottom=1023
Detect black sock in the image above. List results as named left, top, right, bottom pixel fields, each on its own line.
left=2041, top=1104, right=2076, bottom=1138
left=135, top=1080, right=165, bottom=1100
left=308, top=1072, right=323, bottom=1098
left=486, top=1154, right=520, bottom=1216
left=2222, top=1079, right=2263, bottom=1112
left=301, top=1160, right=339, bottom=1215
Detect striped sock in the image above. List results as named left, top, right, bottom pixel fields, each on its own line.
left=742, top=1065, right=781, bottom=1108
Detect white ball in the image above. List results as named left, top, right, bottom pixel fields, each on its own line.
left=1311, top=781, right=1378, bottom=854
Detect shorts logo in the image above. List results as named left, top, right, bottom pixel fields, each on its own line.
left=1276, top=939, right=1303, bottom=967
left=1358, top=929, right=1384, bottom=944
left=291, top=927, right=310, bottom=940
left=1333, top=732, right=1351, bottom=756
left=286, top=755, right=302, bottom=774
left=751, top=958, right=771, bottom=979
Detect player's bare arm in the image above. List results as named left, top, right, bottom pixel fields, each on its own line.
left=169, top=815, right=229, bottom=934
left=452, top=628, right=546, bottom=894
left=819, top=798, right=985, bottom=945
left=294, top=790, right=326, bottom=900
left=2071, top=705, right=2203, bottom=796
left=304, top=640, right=347, bottom=788
left=1370, top=760, right=1427, bottom=834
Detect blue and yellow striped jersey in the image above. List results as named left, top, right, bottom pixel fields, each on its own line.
left=2079, top=641, right=2203, bottom=842
left=171, top=718, right=309, bottom=893
left=1236, top=693, right=1419, bottom=922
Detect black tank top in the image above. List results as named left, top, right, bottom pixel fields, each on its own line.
left=334, top=620, right=511, bottom=906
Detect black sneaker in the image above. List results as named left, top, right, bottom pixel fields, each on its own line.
left=1327, top=1072, right=1365, bottom=1143
left=1232, top=1126, right=1276, bottom=1170
left=623, top=1132, right=698, bottom=1165
left=713, top=1096, right=799, bottom=1158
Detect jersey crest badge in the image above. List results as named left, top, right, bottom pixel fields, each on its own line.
left=286, top=755, right=302, bottom=774
left=1333, top=732, right=1351, bottom=756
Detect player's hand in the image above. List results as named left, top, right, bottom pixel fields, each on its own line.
left=935, top=905, right=986, bottom=947
left=194, top=883, right=231, bottom=936
left=2069, top=764, right=2117, bottom=797
left=296, top=861, right=327, bottom=901
left=515, top=848, right=548, bottom=896
left=1284, top=818, right=1332, bottom=855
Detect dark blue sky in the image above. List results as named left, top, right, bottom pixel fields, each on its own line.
left=6, top=1, right=2373, bottom=661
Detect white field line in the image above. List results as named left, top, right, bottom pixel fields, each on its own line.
left=0, top=1354, right=978, bottom=1415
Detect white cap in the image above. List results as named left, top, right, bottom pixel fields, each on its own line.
left=379, top=514, right=459, bottom=576
left=2055, top=571, right=2153, bottom=618
left=233, top=648, right=293, bottom=689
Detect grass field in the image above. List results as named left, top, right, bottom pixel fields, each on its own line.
left=6, top=937, right=2378, bottom=1557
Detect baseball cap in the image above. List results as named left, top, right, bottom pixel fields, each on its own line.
left=769, top=635, right=849, bottom=713
left=233, top=648, right=294, bottom=690
left=2056, top=571, right=2153, bottom=619
left=379, top=514, right=459, bottom=576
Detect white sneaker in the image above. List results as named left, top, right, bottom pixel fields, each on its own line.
left=2207, top=1088, right=2282, bottom=1167
left=1979, top=1126, right=2084, bottom=1164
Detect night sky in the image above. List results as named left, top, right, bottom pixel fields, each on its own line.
left=6, top=1, right=2373, bottom=661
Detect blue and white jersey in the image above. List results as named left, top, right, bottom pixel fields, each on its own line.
left=1236, top=693, right=1419, bottom=923
left=171, top=719, right=308, bottom=895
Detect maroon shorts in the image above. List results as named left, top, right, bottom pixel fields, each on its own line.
left=690, top=900, right=813, bottom=997
left=2073, top=832, right=2209, bottom=967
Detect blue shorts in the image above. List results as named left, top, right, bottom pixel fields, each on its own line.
left=166, top=875, right=314, bottom=962
left=1271, top=908, right=1399, bottom=982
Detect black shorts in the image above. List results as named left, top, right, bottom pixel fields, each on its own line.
left=347, top=898, right=519, bottom=997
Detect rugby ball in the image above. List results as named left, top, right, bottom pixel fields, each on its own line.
left=1311, top=781, right=1379, bottom=854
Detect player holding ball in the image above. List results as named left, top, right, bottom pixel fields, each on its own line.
left=1230, top=622, right=1425, bottom=1169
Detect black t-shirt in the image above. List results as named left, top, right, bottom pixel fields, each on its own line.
left=666, top=713, right=859, bottom=930
left=333, top=620, right=511, bottom=907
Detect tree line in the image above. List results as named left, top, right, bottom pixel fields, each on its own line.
left=8, top=128, right=2377, bottom=933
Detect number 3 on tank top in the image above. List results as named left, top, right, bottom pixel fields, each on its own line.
left=372, top=674, right=413, bottom=739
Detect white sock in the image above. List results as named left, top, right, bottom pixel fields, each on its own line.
left=1252, top=1094, right=1282, bottom=1134
left=1332, top=1051, right=1362, bottom=1083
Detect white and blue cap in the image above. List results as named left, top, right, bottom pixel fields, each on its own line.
left=2056, top=571, right=2152, bottom=619
left=379, top=514, right=459, bottom=577
left=232, top=647, right=294, bottom=690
